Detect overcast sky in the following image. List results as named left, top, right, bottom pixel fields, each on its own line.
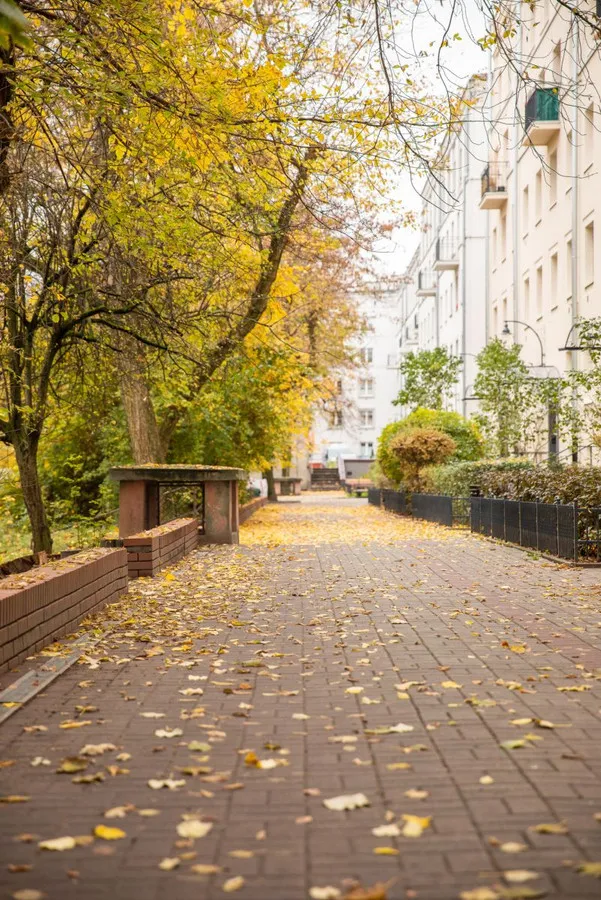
left=372, top=0, right=488, bottom=278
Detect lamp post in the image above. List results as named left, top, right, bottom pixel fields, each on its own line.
left=502, top=319, right=557, bottom=459
left=502, top=319, right=545, bottom=366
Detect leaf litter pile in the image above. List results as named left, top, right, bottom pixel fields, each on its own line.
left=0, top=498, right=601, bottom=899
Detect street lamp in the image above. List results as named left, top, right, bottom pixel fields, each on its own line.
left=502, top=320, right=545, bottom=366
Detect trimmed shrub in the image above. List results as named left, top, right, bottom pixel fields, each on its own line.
left=389, top=428, right=456, bottom=491
left=400, top=409, right=484, bottom=461
left=427, top=459, right=601, bottom=507
left=376, top=409, right=483, bottom=486
left=427, top=459, right=534, bottom=497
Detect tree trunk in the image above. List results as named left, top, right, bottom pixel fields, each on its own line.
left=118, top=349, right=165, bottom=464
left=263, top=468, right=277, bottom=502
left=13, top=437, right=53, bottom=554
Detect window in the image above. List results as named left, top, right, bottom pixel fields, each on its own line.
left=536, top=265, right=543, bottom=317
left=359, top=378, right=374, bottom=397
left=492, top=227, right=498, bottom=265
left=331, top=410, right=343, bottom=428
left=336, top=379, right=343, bottom=395
left=535, top=169, right=542, bottom=223
left=585, top=221, right=595, bottom=286
left=550, top=253, right=558, bottom=308
left=523, top=276, right=530, bottom=319
left=566, top=237, right=573, bottom=299
left=522, top=186, right=529, bottom=234
left=500, top=213, right=507, bottom=259
left=549, top=151, right=557, bottom=207
left=584, top=104, right=594, bottom=169
left=360, top=347, right=373, bottom=364
left=359, top=409, right=374, bottom=427
left=360, top=441, right=374, bottom=458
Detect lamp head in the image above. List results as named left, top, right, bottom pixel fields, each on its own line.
left=502, top=321, right=511, bottom=336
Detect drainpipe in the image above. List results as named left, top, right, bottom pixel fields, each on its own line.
left=570, top=18, right=579, bottom=461
left=461, top=112, right=469, bottom=419
left=512, top=15, right=522, bottom=336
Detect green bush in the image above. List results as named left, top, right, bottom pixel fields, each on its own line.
left=427, top=459, right=601, bottom=506
left=376, top=409, right=483, bottom=486
left=427, top=459, right=534, bottom=497
left=480, top=463, right=601, bottom=506
left=401, top=409, right=484, bottom=461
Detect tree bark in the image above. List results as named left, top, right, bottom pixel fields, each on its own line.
left=13, top=436, right=53, bottom=554
left=118, top=348, right=165, bottom=464
left=263, top=467, right=277, bottom=502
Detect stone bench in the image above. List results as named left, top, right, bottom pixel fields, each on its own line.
left=110, top=464, right=246, bottom=544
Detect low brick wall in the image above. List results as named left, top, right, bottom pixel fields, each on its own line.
left=0, top=547, right=128, bottom=674
left=124, top=517, right=199, bottom=577
left=239, top=497, right=268, bottom=525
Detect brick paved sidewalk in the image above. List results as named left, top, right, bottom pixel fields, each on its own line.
left=1, top=498, right=600, bottom=900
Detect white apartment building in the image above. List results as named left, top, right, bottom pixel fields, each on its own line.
left=396, top=74, right=489, bottom=419
left=482, top=1, right=601, bottom=459
left=310, top=286, right=400, bottom=464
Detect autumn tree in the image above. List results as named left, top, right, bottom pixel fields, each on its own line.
left=396, top=348, right=462, bottom=411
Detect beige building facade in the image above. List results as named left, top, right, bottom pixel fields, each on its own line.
left=482, top=1, right=601, bottom=459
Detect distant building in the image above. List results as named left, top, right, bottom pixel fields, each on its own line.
left=396, top=74, right=488, bottom=420
left=310, top=286, right=400, bottom=466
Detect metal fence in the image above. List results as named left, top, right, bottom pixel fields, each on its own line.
left=368, top=490, right=467, bottom=528
left=369, top=489, right=601, bottom=562
left=470, top=496, right=601, bottom=562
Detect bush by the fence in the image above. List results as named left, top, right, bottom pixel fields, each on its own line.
left=377, top=409, right=484, bottom=487
left=426, top=459, right=533, bottom=496
left=427, top=459, right=601, bottom=507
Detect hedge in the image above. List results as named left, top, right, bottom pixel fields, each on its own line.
left=427, top=459, right=601, bottom=507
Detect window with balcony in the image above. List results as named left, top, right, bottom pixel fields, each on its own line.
left=359, top=409, right=374, bottom=427
left=523, top=86, right=560, bottom=146
left=359, top=441, right=374, bottom=458
left=359, top=378, right=374, bottom=397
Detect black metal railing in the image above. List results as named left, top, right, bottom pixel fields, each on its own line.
left=417, top=270, right=436, bottom=292
left=368, top=488, right=382, bottom=507
left=470, top=497, right=601, bottom=562
left=525, top=86, right=559, bottom=132
left=370, top=489, right=601, bottom=562
left=481, top=163, right=506, bottom=197
left=435, top=238, right=458, bottom=262
left=381, top=488, right=408, bottom=515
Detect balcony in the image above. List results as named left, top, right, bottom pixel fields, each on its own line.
left=416, top=270, right=437, bottom=296
left=479, top=163, right=508, bottom=210
left=433, top=238, right=459, bottom=272
left=522, top=86, right=560, bottom=147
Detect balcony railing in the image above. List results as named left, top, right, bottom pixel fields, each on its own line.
left=481, top=163, right=506, bottom=196
left=525, top=86, right=559, bottom=131
left=435, top=238, right=458, bottom=261
left=417, top=270, right=436, bottom=293
left=479, top=163, right=508, bottom=210
left=434, top=238, right=459, bottom=271
left=522, top=86, right=560, bottom=146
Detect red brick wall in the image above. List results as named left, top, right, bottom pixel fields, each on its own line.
left=0, top=547, right=128, bottom=674
left=124, top=517, right=199, bottom=577
left=239, top=497, right=268, bottom=525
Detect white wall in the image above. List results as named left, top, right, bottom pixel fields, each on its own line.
left=310, top=287, right=400, bottom=463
